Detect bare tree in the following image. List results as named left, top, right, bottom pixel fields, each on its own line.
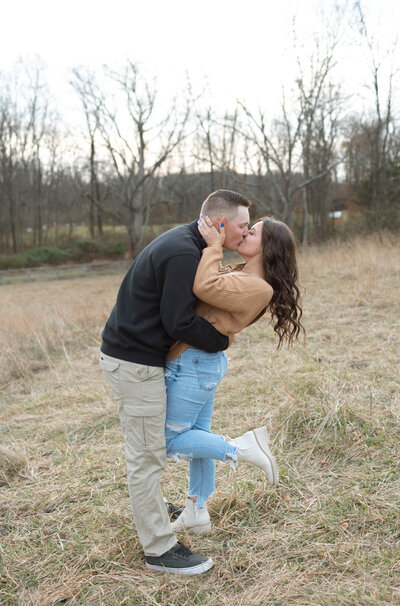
left=0, top=84, right=21, bottom=252
left=22, top=61, right=52, bottom=247
left=193, top=104, right=239, bottom=191
left=0, top=60, right=60, bottom=253
left=71, top=68, right=103, bottom=237
left=238, top=18, right=344, bottom=241
left=239, top=86, right=339, bottom=233
left=297, top=64, right=343, bottom=242
left=72, top=61, right=190, bottom=256
left=352, top=0, right=398, bottom=228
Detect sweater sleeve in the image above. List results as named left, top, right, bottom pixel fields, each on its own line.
left=158, top=253, right=229, bottom=353
left=193, top=246, right=273, bottom=317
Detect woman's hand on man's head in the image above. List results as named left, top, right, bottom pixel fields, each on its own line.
left=198, top=215, right=225, bottom=248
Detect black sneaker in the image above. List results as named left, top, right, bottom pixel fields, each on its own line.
left=145, top=541, right=213, bottom=575
left=166, top=502, right=184, bottom=520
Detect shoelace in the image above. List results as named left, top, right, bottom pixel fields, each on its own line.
left=174, top=542, right=193, bottom=558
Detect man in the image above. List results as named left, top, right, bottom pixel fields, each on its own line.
left=100, top=190, right=250, bottom=574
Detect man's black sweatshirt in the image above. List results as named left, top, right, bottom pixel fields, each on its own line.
left=101, top=221, right=229, bottom=367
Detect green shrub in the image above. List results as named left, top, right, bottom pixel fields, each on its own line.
left=71, top=238, right=126, bottom=261
left=0, top=247, right=70, bottom=269
left=0, top=238, right=127, bottom=270
left=0, top=253, right=26, bottom=270
left=22, top=247, right=70, bottom=266
left=112, top=240, right=126, bottom=256
left=76, top=239, right=98, bottom=253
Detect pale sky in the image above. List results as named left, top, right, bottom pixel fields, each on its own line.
left=1, top=0, right=399, bottom=124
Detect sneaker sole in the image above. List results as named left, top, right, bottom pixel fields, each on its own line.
left=253, top=427, right=279, bottom=485
left=146, top=557, right=214, bottom=575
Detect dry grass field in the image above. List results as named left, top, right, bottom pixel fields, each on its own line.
left=1, top=233, right=399, bottom=605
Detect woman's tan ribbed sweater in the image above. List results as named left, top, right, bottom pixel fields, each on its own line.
left=167, top=245, right=273, bottom=360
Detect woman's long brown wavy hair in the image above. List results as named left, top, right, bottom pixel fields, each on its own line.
left=261, top=217, right=305, bottom=348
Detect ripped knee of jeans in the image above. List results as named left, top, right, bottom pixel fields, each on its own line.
left=166, top=421, right=190, bottom=433
left=166, top=422, right=193, bottom=462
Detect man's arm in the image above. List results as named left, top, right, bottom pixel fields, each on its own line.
left=158, top=253, right=229, bottom=353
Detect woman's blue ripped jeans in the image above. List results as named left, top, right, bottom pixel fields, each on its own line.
left=164, top=348, right=238, bottom=509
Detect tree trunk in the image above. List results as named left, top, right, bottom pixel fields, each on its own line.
left=89, top=139, right=96, bottom=237
left=302, top=187, right=309, bottom=245
left=8, top=194, right=18, bottom=254
left=126, top=222, right=136, bottom=258
left=37, top=159, right=43, bottom=246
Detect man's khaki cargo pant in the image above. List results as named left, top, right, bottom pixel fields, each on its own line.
left=100, top=352, right=177, bottom=557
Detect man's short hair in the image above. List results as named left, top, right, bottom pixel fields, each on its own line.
left=200, top=189, right=251, bottom=219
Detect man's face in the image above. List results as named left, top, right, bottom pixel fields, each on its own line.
left=220, top=206, right=250, bottom=250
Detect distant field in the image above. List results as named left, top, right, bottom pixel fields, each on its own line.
left=1, top=234, right=399, bottom=605
left=18, top=222, right=177, bottom=248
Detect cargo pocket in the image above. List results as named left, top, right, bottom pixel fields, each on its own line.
left=124, top=403, right=166, bottom=449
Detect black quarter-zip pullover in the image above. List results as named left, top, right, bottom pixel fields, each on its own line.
left=101, top=221, right=229, bottom=366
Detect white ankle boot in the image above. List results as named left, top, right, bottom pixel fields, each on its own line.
left=228, top=426, right=279, bottom=485
left=171, top=498, right=212, bottom=535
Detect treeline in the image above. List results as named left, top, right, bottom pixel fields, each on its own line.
left=1, top=5, right=399, bottom=258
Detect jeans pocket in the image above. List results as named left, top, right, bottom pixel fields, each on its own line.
left=194, top=360, right=221, bottom=391
left=164, top=360, right=181, bottom=381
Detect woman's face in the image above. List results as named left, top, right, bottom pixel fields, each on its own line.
left=237, top=220, right=263, bottom=258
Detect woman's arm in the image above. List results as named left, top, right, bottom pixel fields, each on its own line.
left=194, top=218, right=272, bottom=326
left=193, top=246, right=272, bottom=316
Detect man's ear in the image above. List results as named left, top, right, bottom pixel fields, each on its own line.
left=211, top=216, right=223, bottom=233
left=215, top=215, right=227, bottom=232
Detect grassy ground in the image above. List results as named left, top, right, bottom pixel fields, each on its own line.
left=1, top=233, right=399, bottom=605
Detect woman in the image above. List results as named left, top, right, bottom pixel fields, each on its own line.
left=165, top=215, right=304, bottom=534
